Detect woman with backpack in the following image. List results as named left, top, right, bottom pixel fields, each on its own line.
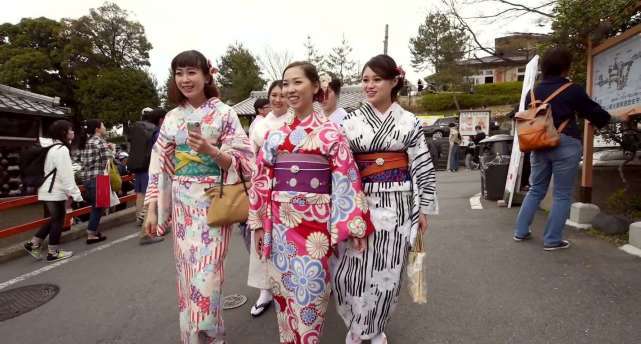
left=79, top=119, right=114, bottom=244
left=23, top=120, right=83, bottom=262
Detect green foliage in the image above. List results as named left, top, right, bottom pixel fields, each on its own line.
left=420, top=81, right=522, bottom=111
left=606, top=189, right=641, bottom=221
left=76, top=68, right=159, bottom=126
left=409, top=12, right=468, bottom=73
left=546, top=0, right=641, bottom=85
left=218, top=43, right=266, bottom=104
left=325, top=35, right=359, bottom=85
left=68, top=2, right=152, bottom=69
left=0, top=2, right=156, bottom=125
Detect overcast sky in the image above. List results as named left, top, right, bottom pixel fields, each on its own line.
left=2, top=0, right=550, bottom=87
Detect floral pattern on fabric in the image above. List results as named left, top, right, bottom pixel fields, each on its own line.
left=248, top=112, right=373, bottom=344
left=144, top=98, right=254, bottom=344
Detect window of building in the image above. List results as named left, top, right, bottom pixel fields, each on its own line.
left=484, top=76, right=494, bottom=83
left=517, top=66, right=526, bottom=81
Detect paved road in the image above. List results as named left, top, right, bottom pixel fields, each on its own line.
left=1, top=171, right=640, bottom=344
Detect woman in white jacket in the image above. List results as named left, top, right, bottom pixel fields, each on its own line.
left=24, top=120, right=83, bottom=262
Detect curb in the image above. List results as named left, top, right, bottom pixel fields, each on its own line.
left=0, top=207, right=138, bottom=264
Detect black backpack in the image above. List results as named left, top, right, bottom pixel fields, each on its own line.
left=20, top=143, right=64, bottom=193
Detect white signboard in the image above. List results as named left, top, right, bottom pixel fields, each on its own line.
left=504, top=55, right=539, bottom=207
left=591, top=33, right=641, bottom=114
left=459, top=111, right=490, bottom=136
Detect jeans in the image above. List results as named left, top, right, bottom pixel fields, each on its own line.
left=449, top=143, right=460, bottom=171
left=35, top=201, right=66, bottom=245
left=514, top=135, right=582, bottom=246
left=83, top=178, right=103, bottom=234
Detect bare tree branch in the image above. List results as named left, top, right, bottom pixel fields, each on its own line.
left=493, top=0, right=554, bottom=17
left=257, top=47, right=293, bottom=82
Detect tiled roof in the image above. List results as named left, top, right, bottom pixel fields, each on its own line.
left=458, top=55, right=529, bottom=66
left=0, top=84, right=70, bottom=117
left=232, top=85, right=366, bottom=116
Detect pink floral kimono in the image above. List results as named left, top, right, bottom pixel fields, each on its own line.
left=248, top=111, right=373, bottom=344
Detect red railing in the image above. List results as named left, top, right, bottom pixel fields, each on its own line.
left=0, top=175, right=136, bottom=239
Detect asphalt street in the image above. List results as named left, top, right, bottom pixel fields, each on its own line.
left=1, top=171, right=640, bottom=344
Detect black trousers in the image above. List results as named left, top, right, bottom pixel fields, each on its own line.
left=35, top=200, right=66, bottom=246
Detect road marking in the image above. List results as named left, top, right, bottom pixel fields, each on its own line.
left=470, top=193, right=483, bottom=210
left=0, top=233, right=139, bottom=291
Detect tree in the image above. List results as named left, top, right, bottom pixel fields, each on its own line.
left=303, top=35, right=325, bottom=70
left=409, top=12, right=469, bottom=73
left=218, top=43, right=266, bottom=104
left=258, top=47, right=293, bottom=82
left=67, top=2, right=152, bottom=69
left=326, top=35, right=359, bottom=84
left=0, top=18, right=73, bottom=100
left=76, top=68, right=159, bottom=127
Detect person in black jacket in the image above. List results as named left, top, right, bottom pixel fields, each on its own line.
left=128, top=108, right=166, bottom=245
left=513, top=47, right=629, bottom=250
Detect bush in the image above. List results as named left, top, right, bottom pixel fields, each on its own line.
left=607, top=189, right=641, bottom=221
left=473, top=81, right=523, bottom=95
left=420, top=92, right=521, bottom=112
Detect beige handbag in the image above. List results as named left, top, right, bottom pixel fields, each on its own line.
left=514, top=83, right=572, bottom=152
left=406, top=234, right=427, bottom=304
left=206, top=172, right=250, bottom=227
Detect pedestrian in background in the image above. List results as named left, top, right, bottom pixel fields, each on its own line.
left=79, top=119, right=113, bottom=244
left=24, top=120, right=83, bottom=262
left=513, top=47, right=623, bottom=250
left=128, top=107, right=166, bottom=245
left=448, top=122, right=461, bottom=172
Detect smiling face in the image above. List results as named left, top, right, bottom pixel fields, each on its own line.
left=361, top=66, right=398, bottom=108
left=283, top=66, right=319, bottom=115
left=269, top=85, right=288, bottom=116
left=174, top=66, right=208, bottom=103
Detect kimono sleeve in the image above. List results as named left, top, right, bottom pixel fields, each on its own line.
left=407, top=119, right=438, bottom=215
left=219, top=108, right=255, bottom=183
left=247, top=132, right=276, bottom=233
left=327, top=125, right=374, bottom=244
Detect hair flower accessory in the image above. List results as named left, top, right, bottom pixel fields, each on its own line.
left=207, top=59, right=219, bottom=76
left=319, top=72, right=331, bottom=102
left=396, top=65, right=406, bottom=79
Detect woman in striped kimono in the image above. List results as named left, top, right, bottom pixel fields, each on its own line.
left=248, top=61, right=373, bottom=344
left=144, top=50, right=254, bottom=344
left=331, top=55, right=438, bottom=344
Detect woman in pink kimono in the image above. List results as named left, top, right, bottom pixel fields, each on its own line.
left=248, top=61, right=373, bottom=344
left=144, top=50, right=254, bottom=344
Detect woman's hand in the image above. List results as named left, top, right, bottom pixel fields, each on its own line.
left=351, top=237, right=367, bottom=253
left=255, top=229, right=265, bottom=259
left=187, top=131, right=216, bottom=155
left=144, top=202, right=158, bottom=237
left=418, top=213, right=429, bottom=235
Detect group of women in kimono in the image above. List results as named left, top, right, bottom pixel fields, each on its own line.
left=143, top=49, right=438, bottom=344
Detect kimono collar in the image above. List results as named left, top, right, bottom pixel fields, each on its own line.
left=368, top=101, right=401, bottom=118
left=288, top=111, right=324, bottom=129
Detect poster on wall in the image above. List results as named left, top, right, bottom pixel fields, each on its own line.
left=591, top=31, right=641, bottom=116
left=459, top=111, right=490, bottom=136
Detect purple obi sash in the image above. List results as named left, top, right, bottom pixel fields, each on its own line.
left=273, top=153, right=331, bottom=194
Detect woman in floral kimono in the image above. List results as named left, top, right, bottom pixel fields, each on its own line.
left=331, top=55, right=438, bottom=344
left=248, top=61, right=373, bottom=344
left=144, top=50, right=254, bottom=344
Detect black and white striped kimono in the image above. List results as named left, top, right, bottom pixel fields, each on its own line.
left=331, top=102, right=438, bottom=340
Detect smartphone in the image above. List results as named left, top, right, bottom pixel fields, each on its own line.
left=186, top=121, right=201, bottom=134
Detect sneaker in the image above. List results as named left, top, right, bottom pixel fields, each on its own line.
left=46, top=249, right=73, bottom=262
left=24, top=242, right=42, bottom=260
left=139, top=235, right=165, bottom=246
left=543, top=240, right=571, bottom=251
left=513, top=232, right=532, bottom=242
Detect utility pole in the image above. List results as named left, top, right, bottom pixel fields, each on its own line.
left=383, top=24, right=389, bottom=54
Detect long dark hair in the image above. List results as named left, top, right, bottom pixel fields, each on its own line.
left=362, top=54, right=404, bottom=101
left=168, top=50, right=219, bottom=105
left=282, top=61, right=324, bottom=102
left=48, top=120, right=73, bottom=148
left=79, top=119, right=103, bottom=150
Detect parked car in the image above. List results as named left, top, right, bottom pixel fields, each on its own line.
left=423, top=116, right=459, bottom=139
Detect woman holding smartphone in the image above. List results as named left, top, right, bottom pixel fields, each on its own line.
left=144, top=50, right=254, bottom=344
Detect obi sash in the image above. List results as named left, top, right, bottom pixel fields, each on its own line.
left=273, top=153, right=331, bottom=194
left=355, top=152, right=410, bottom=182
left=173, top=144, right=221, bottom=177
